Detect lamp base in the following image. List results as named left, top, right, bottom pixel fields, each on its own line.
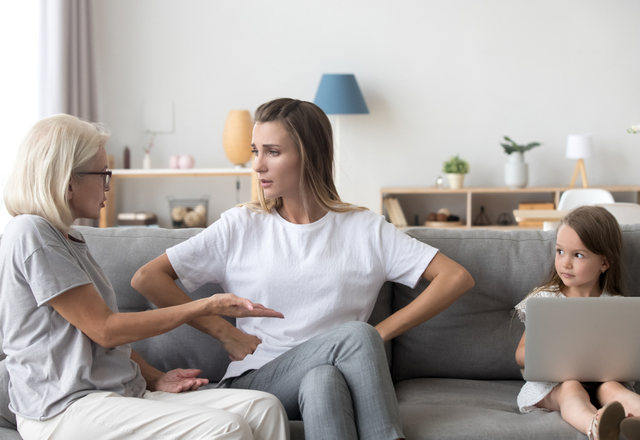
left=569, top=159, right=588, bottom=188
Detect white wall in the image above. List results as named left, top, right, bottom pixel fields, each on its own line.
left=0, top=1, right=39, bottom=233
left=92, top=0, right=640, bottom=227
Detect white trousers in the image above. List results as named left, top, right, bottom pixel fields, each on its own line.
left=16, top=388, right=289, bottom=440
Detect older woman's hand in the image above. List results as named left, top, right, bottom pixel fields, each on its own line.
left=206, top=293, right=284, bottom=319
left=149, top=368, right=210, bottom=393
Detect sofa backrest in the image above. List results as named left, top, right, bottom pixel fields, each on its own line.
left=77, top=226, right=394, bottom=382
left=391, top=225, right=640, bottom=382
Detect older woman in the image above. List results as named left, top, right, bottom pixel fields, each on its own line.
left=0, top=114, right=289, bottom=440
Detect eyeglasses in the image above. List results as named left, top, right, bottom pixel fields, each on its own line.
left=81, top=170, right=112, bottom=188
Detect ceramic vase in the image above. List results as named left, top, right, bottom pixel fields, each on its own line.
left=142, top=152, right=151, bottom=169
left=447, top=173, right=465, bottom=189
left=223, top=110, right=253, bottom=168
left=178, top=155, right=195, bottom=169
left=504, top=152, right=528, bottom=188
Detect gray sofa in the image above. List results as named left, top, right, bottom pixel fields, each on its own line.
left=2, top=224, right=640, bottom=439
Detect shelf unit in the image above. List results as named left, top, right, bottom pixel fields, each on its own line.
left=100, top=156, right=256, bottom=227
left=380, top=186, right=640, bottom=230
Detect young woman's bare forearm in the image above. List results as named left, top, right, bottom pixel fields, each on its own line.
left=375, top=262, right=473, bottom=341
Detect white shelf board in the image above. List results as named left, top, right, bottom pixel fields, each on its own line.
left=112, top=168, right=254, bottom=178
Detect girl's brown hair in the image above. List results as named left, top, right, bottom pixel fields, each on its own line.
left=532, top=205, right=626, bottom=297
left=243, top=98, right=366, bottom=214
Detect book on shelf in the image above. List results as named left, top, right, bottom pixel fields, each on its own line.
left=383, top=197, right=407, bottom=227
left=518, top=202, right=555, bottom=210
left=117, top=212, right=158, bottom=226
left=517, top=202, right=555, bottom=227
left=116, top=223, right=160, bottom=228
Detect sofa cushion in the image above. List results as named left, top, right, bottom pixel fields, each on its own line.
left=392, top=226, right=640, bottom=382
left=396, top=378, right=583, bottom=440
left=393, top=228, right=552, bottom=381
left=0, top=361, right=16, bottom=429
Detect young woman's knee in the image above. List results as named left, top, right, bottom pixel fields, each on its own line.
left=339, top=321, right=382, bottom=346
left=300, top=365, right=343, bottom=391
left=298, top=366, right=348, bottom=410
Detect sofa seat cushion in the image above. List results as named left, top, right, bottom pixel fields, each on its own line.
left=396, top=378, right=583, bottom=440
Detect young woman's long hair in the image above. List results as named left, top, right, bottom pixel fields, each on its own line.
left=531, top=205, right=627, bottom=297
left=4, top=114, right=109, bottom=235
left=243, top=98, right=366, bottom=214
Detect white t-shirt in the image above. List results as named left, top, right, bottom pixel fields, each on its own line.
left=0, top=215, right=146, bottom=420
left=167, top=206, right=438, bottom=380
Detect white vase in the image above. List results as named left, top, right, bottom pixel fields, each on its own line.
left=142, top=152, right=152, bottom=169
left=504, top=152, right=528, bottom=188
left=447, top=173, right=465, bottom=189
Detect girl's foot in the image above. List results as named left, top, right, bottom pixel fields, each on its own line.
left=620, top=416, right=640, bottom=440
left=588, top=401, right=625, bottom=440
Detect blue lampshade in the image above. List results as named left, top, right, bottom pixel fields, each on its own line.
left=314, top=74, right=369, bottom=115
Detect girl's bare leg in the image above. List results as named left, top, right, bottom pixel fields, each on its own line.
left=537, top=380, right=597, bottom=434
left=597, top=381, right=640, bottom=417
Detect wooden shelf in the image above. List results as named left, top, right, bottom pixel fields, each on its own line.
left=101, top=158, right=257, bottom=227
left=111, top=168, right=253, bottom=178
left=381, top=186, right=640, bottom=230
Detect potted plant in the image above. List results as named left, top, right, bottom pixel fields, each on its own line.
left=500, top=136, right=541, bottom=188
left=442, top=155, right=469, bottom=189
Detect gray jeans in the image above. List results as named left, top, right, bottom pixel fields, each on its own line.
left=225, top=321, right=403, bottom=440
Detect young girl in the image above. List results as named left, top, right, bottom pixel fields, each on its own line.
left=514, top=205, right=640, bottom=440
left=132, top=98, right=475, bottom=440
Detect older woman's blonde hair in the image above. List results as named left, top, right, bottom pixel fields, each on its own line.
left=243, top=98, right=366, bottom=214
left=4, top=114, right=109, bottom=235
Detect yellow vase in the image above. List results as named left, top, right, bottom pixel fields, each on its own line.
left=223, top=110, right=253, bottom=167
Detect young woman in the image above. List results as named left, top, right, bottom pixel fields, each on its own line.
left=0, top=114, right=289, bottom=440
left=132, top=98, right=475, bottom=440
left=514, top=206, right=640, bottom=440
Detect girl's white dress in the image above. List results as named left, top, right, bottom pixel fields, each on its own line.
left=515, top=289, right=634, bottom=413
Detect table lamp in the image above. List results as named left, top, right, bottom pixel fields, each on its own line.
left=566, top=134, right=592, bottom=188
left=314, top=74, right=369, bottom=191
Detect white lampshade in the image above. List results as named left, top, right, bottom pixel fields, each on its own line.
left=566, top=134, right=593, bottom=159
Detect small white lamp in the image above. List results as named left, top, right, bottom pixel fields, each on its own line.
left=566, top=134, right=593, bottom=188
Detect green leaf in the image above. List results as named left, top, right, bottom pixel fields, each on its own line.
left=501, top=144, right=517, bottom=154
left=501, top=136, right=542, bottom=154
left=443, top=155, right=470, bottom=174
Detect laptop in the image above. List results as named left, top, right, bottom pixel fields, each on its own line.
left=523, top=297, right=640, bottom=382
